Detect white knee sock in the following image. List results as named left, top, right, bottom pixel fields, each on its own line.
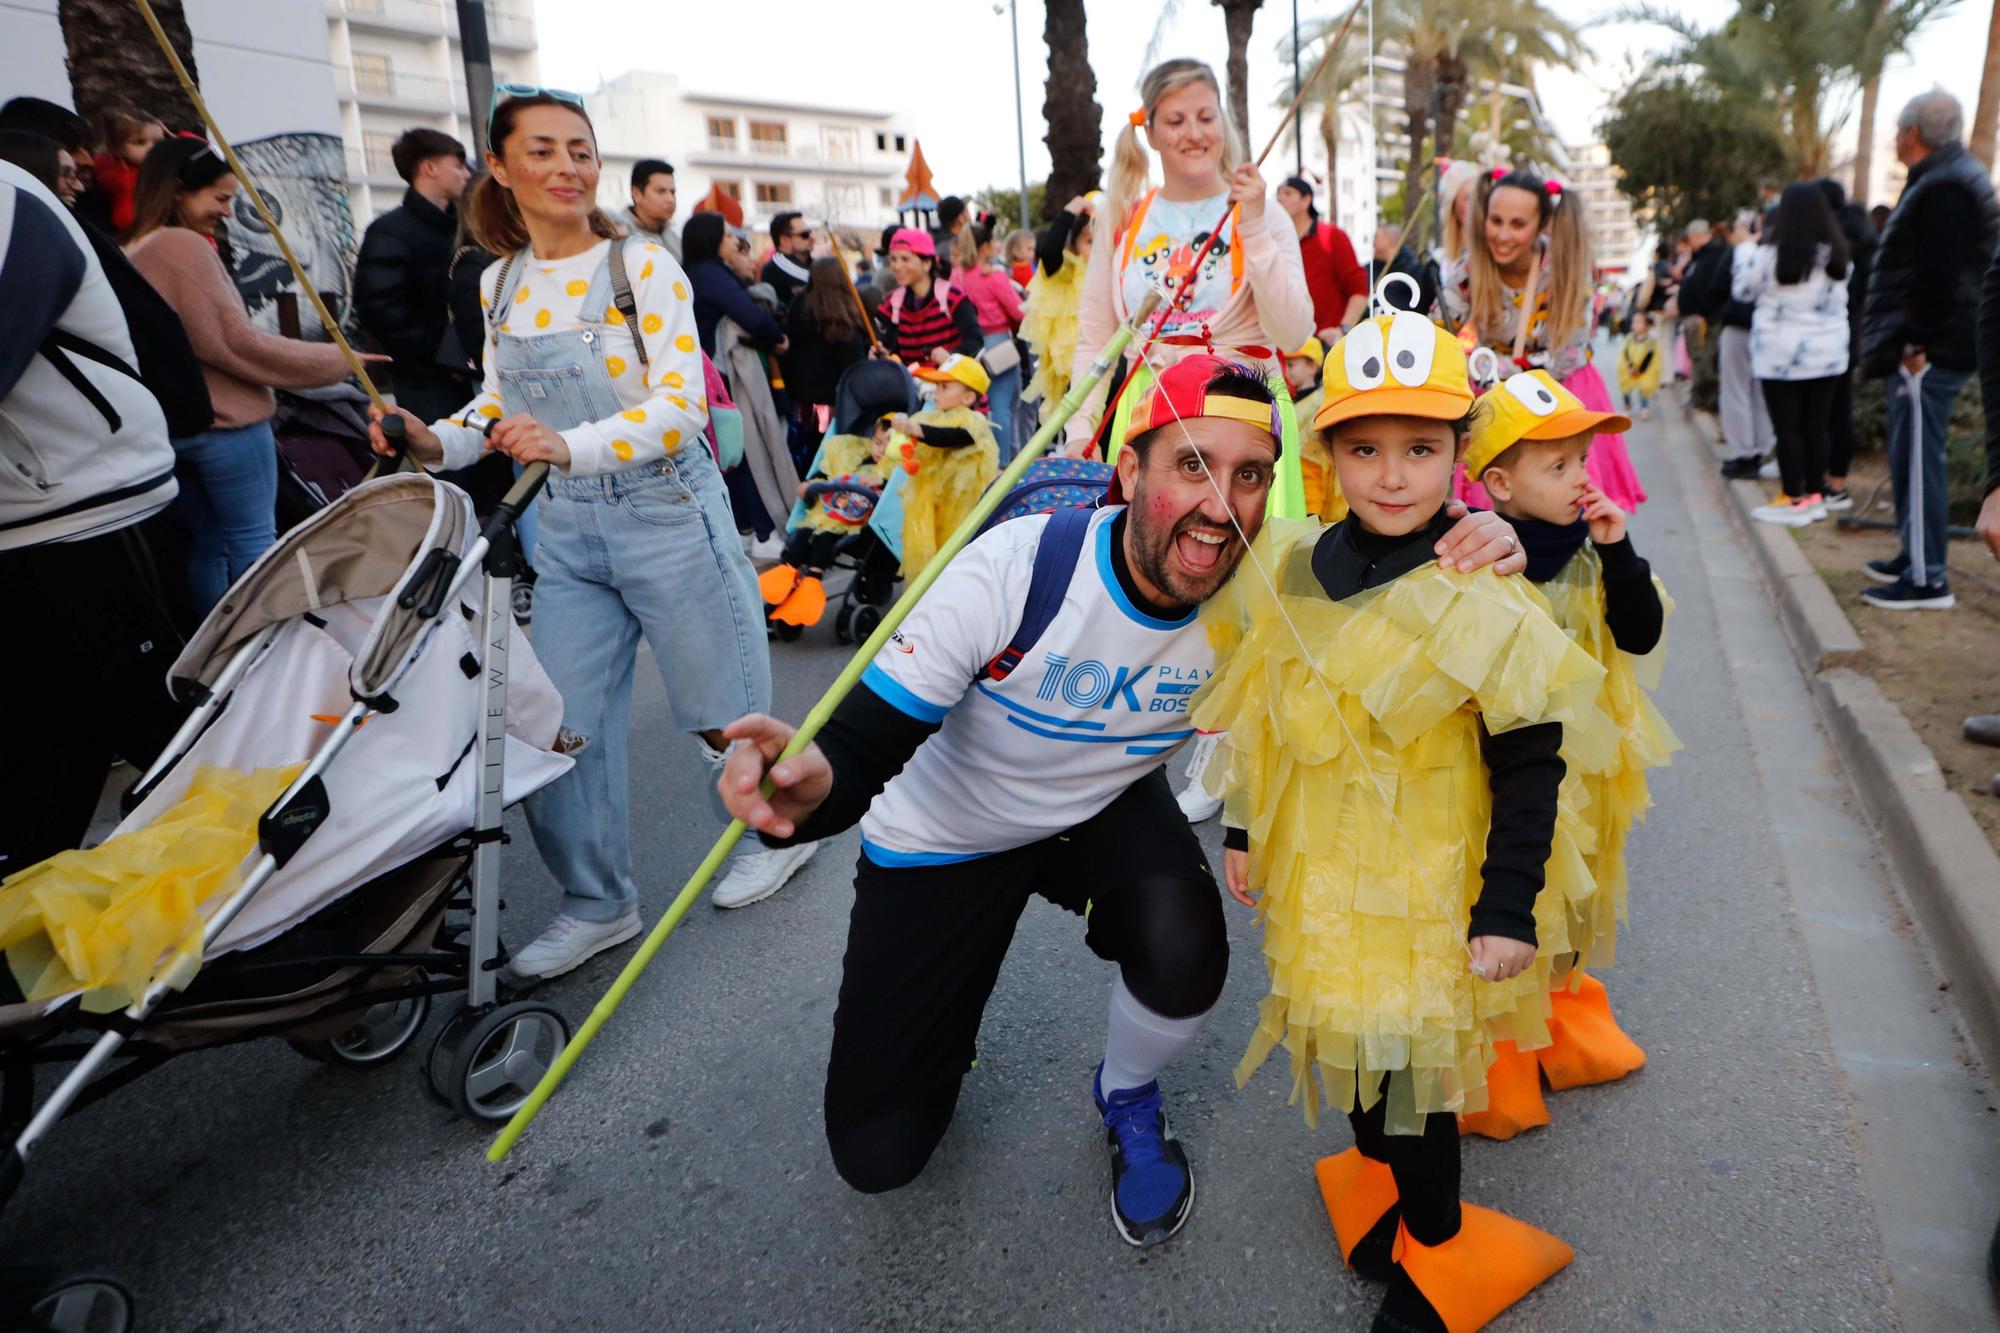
left=1099, top=976, right=1210, bottom=1098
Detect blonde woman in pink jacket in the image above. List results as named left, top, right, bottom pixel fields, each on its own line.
left=1062, top=57, right=1313, bottom=500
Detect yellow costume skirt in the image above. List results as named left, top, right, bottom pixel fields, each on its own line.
left=899, top=407, right=999, bottom=579
left=0, top=764, right=304, bottom=1012
left=1193, top=522, right=1604, bottom=1132
left=1538, top=546, right=1681, bottom=970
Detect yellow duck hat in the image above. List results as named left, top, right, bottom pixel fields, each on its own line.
left=1313, top=311, right=1473, bottom=432
left=916, top=353, right=992, bottom=395
left=1462, top=369, right=1633, bottom=478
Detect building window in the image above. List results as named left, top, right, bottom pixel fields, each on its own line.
left=878, top=186, right=894, bottom=207
left=352, top=52, right=393, bottom=98
left=823, top=125, right=858, bottom=162
left=707, top=115, right=736, bottom=149
left=894, top=134, right=907, bottom=152
left=749, top=120, right=788, bottom=154
left=874, top=131, right=889, bottom=152
left=362, top=130, right=398, bottom=176
left=716, top=180, right=743, bottom=202
left=754, top=181, right=794, bottom=206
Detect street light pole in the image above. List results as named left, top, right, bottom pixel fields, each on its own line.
left=1010, top=0, right=1030, bottom=228
left=455, top=0, right=494, bottom=160
left=1293, top=0, right=1307, bottom=176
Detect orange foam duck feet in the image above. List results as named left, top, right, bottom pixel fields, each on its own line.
left=758, top=562, right=803, bottom=609
left=1379, top=1206, right=1573, bottom=1333
left=1537, top=972, right=1647, bottom=1090
left=1317, top=1148, right=1400, bottom=1277
left=1457, top=1041, right=1549, bottom=1141
left=770, top=574, right=827, bottom=627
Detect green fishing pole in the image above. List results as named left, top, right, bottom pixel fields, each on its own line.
left=487, top=290, right=1165, bottom=1161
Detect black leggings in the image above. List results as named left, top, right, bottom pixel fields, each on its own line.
left=1760, top=375, right=1840, bottom=499
left=823, top=769, right=1226, bottom=1194
left=1348, top=1081, right=1462, bottom=1245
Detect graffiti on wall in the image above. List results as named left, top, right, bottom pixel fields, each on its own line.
left=227, top=131, right=359, bottom=342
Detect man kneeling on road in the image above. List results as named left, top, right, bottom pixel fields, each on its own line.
left=718, top=356, right=1525, bottom=1247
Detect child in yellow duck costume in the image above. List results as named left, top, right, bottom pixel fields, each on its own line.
left=892, top=354, right=1000, bottom=579
left=1194, top=312, right=1601, bottom=1332
left=1283, top=335, right=1348, bottom=523
left=1454, top=369, right=1680, bottom=1141
left=760, top=416, right=896, bottom=628
left=1021, top=194, right=1095, bottom=410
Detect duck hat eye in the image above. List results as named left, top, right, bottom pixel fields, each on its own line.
left=1385, top=311, right=1436, bottom=387
left=1502, top=372, right=1560, bottom=416
left=1343, top=320, right=1387, bottom=390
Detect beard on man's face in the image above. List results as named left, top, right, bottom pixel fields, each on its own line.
left=1126, top=482, right=1249, bottom=607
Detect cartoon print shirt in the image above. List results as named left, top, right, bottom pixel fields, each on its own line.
left=1119, top=191, right=1239, bottom=342
left=1438, top=251, right=1591, bottom=379
left=857, top=507, right=1212, bottom=864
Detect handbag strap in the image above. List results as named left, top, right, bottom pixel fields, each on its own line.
left=606, top=240, right=650, bottom=368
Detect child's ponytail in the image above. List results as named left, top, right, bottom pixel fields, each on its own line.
left=1101, top=118, right=1152, bottom=248
left=1542, top=179, right=1593, bottom=352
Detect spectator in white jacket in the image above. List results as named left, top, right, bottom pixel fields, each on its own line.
left=0, top=161, right=184, bottom=874
left=1734, top=180, right=1852, bottom=527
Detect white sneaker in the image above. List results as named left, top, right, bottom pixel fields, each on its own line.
left=505, top=911, right=641, bottom=981
left=1757, top=459, right=1780, bottom=480
left=1751, top=493, right=1826, bottom=527
left=712, top=841, right=817, bottom=909
left=745, top=534, right=785, bottom=565
left=1176, top=732, right=1223, bottom=823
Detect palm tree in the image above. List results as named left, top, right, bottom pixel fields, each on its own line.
left=1042, top=0, right=1103, bottom=216
left=1968, top=0, right=2000, bottom=165
left=1853, top=0, right=1960, bottom=202
left=58, top=0, right=201, bottom=132
left=1274, top=24, right=1368, bottom=198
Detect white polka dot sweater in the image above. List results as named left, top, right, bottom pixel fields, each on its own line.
left=431, top=236, right=708, bottom=477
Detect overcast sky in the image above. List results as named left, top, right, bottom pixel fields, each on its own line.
left=533, top=0, right=1993, bottom=194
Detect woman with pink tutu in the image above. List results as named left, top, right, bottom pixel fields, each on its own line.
left=1440, top=166, right=1649, bottom=511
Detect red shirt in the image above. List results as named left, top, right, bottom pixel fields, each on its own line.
left=1297, top=220, right=1368, bottom=334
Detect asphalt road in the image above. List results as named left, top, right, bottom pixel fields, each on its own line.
left=7, top=406, right=1992, bottom=1331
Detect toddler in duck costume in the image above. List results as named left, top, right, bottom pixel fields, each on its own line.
left=891, top=353, right=1000, bottom=579
left=1455, top=369, right=1680, bottom=1141
left=1285, top=336, right=1349, bottom=524
left=1193, top=312, right=1601, bottom=1332
left=759, top=415, right=897, bottom=628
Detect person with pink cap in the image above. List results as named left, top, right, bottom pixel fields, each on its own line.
left=715, top=354, right=1524, bottom=1251
left=874, top=226, right=982, bottom=372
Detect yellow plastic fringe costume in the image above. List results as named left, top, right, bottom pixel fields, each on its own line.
left=1293, top=384, right=1350, bottom=524
left=0, top=764, right=304, bottom=1012
left=798, top=433, right=889, bottom=536
left=1616, top=334, right=1662, bottom=400
left=1192, top=519, right=1604, bottom=1134
left=899, top=404, right=998, bottom=578
left=1538, top=545, right=1681, bottom=969
left=1021, top=258, right=1086, bottom=406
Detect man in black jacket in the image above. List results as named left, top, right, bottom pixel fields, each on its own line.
left=1678, top=212, right=1773, bottom=477
left=1858, top=92, right=2000, bottom=610
left=353, top=128, right=473, bottom=424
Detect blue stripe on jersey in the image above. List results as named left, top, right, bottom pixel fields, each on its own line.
left=972, top=681, right=1108, bottom=730
left=862, top=662, right=953, bottom=724
left=1094, top=516, right=1197, bottom=630
left=861, top=838, right=991, bottom=868
left=1002, top=714, right=1196, bottom=745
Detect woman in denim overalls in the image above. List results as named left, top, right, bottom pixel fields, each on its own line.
left=371, top=92, right=816, bottom=980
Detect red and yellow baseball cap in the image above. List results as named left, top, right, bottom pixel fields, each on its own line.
left=1314, top=311, right=1473, bottom=431
left=915, top=353, right=992, bottom=395
left=1108, top=353, right=1284, bottom=503
left=1462, top=369, right=1632, bottom=477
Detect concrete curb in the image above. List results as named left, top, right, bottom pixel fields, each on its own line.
left=1679, top=396, right=2000, bottom=1075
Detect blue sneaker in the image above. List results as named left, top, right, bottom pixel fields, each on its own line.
left=1093, top=1064, right=1194, bottom=1247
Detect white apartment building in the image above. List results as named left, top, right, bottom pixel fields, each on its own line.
left=325, top=0, right=541, bottom=224
left=587, top=71, right=914, bottom=232
left=1561, top=141, right=1643, bottom=278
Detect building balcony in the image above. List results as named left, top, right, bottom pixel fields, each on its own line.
left=327, top=0, right=534, bottom=50
left=344, top=147, right=403, bottom=188
left=335, top=64, right=460, bottom=113
left=687, top=143, right=897, bottom=178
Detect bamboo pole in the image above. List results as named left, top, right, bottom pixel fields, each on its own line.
left=133, top=0, right=388, bottom=411
left=1511, top=244, right=1544, bottom=365
left=824, top=223, right=882, bottom=349
left=487, top=290, right=1164, bottom=1162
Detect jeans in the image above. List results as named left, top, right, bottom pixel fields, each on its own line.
left=1760, top=375, right=1839, bottom=499
left=171, top=420, right=279, bottom=612
left=1884, top=366, right=1969, bottom=588
left=523, top=454, right=771, bottom=922
left=1718, top=327, right=1774, bottom=462
left=982, top=332, right=1021, bottom=461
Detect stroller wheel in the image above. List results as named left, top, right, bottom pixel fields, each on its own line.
left=850, top=604, right=883, bottom=642
left=25, top=1274, right=134, bottom=1333
left=833, top=604, right=855, bottom=645
left=772, top=620, right=805, bottom=643
left=445, top=1001, right=571, bottom=1123
left=289, top=992, right=431, bottom=1068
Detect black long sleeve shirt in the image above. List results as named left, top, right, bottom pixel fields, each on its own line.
left=1501, top=513, right=1665, bottom=655
left=1977, top=244, right=2000, bottom=498
left=1035, top=211, right=1083, bottom=279
left=1222, top=511, right=1563, bottom=947
left=764, top=512, right=1185, bottom=848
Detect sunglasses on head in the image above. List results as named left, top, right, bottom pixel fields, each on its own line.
left=487, top=83, right=586, bottom=143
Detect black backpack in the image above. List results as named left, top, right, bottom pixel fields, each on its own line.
left=72, top=220, right=215, bottom=438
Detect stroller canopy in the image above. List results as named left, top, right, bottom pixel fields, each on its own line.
left=833, top=360, right=919, bottom=437
left=170, top=473, right=470, bottom=702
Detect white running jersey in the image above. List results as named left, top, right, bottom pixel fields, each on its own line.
left=859, top=507, right=1214, bottom=864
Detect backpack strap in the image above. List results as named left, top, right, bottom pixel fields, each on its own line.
left=38, top=329, right=143, bottom=433
left=486, top=250, right=521, bottom=334
left=978, top=505, right=1095, bottom=683
left=606, top=238, right=650, bottom=368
